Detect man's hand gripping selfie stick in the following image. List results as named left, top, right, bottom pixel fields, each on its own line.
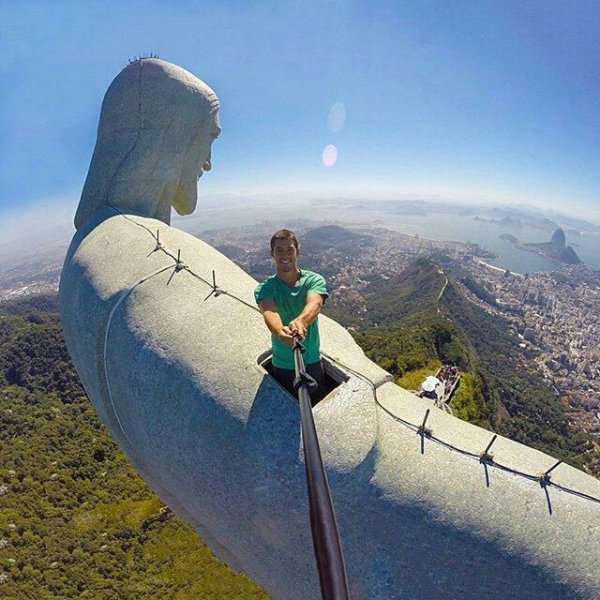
left=292, top=333, right=350, bottom=600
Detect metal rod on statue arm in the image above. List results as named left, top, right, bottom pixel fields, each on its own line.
left=292, top=333, right=350, bottom=600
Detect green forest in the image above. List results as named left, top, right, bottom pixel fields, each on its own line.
left=328, top=258, right=595, bottom=473
left=0, top=295, right=269, bottom=599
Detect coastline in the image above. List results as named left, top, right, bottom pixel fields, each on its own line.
left=475, top=258, right=524, bottom=277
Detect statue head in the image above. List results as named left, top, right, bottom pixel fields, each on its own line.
left=75, top=58, right=220, bottom=229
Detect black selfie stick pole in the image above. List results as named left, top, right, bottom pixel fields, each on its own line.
left=292, top=333, right=350, bottom=600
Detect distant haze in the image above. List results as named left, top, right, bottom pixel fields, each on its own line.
left=1, top=195, right=76, bottom=271
left=3, top=193, right=599, bottom=277
left=1, top=2, right=600, bottom=225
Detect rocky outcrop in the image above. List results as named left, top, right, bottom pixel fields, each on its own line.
left=525, top=228, right=581, bottom=265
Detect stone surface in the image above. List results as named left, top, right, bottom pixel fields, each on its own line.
left=59, top=59, right=600, bottom=600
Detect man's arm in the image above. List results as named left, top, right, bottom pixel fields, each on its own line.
left=258, top=298, right=295, bottom=347
left=288, top=293, right=324, bottom=339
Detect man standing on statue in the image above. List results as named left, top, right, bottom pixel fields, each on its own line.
left=255, top=229, right=329, bottom=399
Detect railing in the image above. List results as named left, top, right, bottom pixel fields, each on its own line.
left=293, top=335, right=350, bottom=600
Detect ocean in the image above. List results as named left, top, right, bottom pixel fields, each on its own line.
left=181, top=200, right=600, bottom=275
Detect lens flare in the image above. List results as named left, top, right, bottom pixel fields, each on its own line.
left=327, top=102, right=346, bottom=132
left=322, top=144, right=338, bottom=167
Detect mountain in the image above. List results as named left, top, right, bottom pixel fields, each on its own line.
left=535, top=217, right=562, bottom=232
left=526, top=228, right=581, bottom=264
left=350, top=258, right=591, bottom=469
left=214, top=243, right=247, bottom=261
left=291, top=225, right=376, bottom=283
left=498, top=216, right=523, bottom=229
left=500, top=233, right=519, bottom=244
left=551, top=228, right=566, bottom=245
left=303, top=225, right=375, bottom=251
left=0, top=295, right=269, bottom=599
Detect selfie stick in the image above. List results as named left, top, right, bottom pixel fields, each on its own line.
left=292, top=333, right=350, bottom=600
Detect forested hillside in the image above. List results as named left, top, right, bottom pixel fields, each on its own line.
left=329, top=258, right=593, bottom=472
left=0, top=295, right=269, bottom=599
left=0, top=258, right=596, bottom=597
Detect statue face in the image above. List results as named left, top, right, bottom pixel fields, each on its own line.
left=173, top=110, right=221, bottom=216
left=199, top=111, right=221, bottom=178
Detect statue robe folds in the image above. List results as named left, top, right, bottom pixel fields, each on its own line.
left=59, top=58, right=600, bottom=600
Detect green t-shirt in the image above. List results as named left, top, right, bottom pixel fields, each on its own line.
left=254, top=270, right=328, bottom=369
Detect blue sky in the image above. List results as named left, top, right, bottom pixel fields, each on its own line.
left=2, top=1, right=600, bottom=228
